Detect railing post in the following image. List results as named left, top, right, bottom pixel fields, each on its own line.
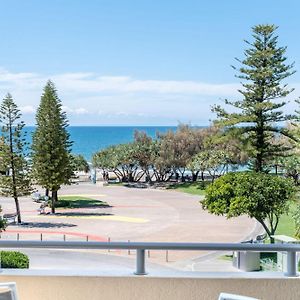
left=285, top=251, right=298, bottom=277
left=135, top=249, right=147, bottom=275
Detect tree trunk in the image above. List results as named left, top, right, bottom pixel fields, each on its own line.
left=51, top=190, right=58, bottom=214
left=128, top=172, right=134, bottom=182
left=9, top=121, right=21, bottom=223
left=201, top=171, right=204, bottom=181
left=14, top=196, right=21, bottom=224
left=192, top=171, right=199, bottom=182
left=257, top=219, right=273, bottom=243
left=45, top=188, right=49, bottom=197
left=255, top=120, right=264, bottom=172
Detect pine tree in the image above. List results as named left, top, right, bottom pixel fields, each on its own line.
left=31, top=81, right=73, bottom=213
left=213, top=24, right=296, bottom=172
left=0, top=94, right=32, bottom=223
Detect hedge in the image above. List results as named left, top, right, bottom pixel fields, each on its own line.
left=1, top=251, right=29, bottom=269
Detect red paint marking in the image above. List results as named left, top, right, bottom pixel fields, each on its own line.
left=5, top=230, right=106, bottom=242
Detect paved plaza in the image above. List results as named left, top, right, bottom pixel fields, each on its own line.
left=0, top=183, right=257, bottom=271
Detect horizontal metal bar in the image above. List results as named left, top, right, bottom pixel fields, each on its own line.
left=0, top=240, right=299, bottom=252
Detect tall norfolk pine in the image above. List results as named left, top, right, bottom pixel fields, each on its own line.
left=31, top=81, right=73, bottom=213
left=0, top=94, right=32, bottom=223
left=213, top=25, right=296, bottom=172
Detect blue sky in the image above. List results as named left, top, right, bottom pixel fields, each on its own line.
left=0, top=0, right=299, bottom=125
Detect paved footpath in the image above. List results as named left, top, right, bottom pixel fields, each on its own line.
left=0, top=182, right=258, bottom=272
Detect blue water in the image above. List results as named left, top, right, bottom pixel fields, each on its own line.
left=24, top=126, right=176, bottom=161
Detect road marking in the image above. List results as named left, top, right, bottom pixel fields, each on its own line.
left=5, top=229, right=106, bottom=241
left=31, top=215, right=148, bottom=223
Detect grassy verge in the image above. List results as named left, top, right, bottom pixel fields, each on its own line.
left=55, top=196, right=109, bottom=209
left=275, top=201, right=298, bottom=237
left=107, top=181, right=124, bottom=186
left=168, top=181, right=299, bottom=238
left=167, top=181, right=210, bottom=196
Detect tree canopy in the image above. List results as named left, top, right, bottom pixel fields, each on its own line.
left=72, top=154, right=90, bottom=173
left=0, top=94, right=32, bottom=223
left=203, top=172, right=296, bottom=242
left=213, top=24, right=296, bottom=172
left=31, top=81, right=73, bottom=213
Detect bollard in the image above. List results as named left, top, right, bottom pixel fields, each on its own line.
left=128, top=240, right=130, bottom=255
left=40, top=233, right=43, bottom=241
left=134, top=249, right=147, bottom=275
left=17, top=233, right=19, bottom=241
left=166, top=250, right=169, bottom=262
left=63, top=234, right=66, bottom=242
left=285, top=251, right=298, bottom=277
left=86, top=236, right=89, bottom=242
left=108, top=237, right=111, bottom=252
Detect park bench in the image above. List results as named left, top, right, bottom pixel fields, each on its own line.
left=3, top=213, right=17, bottom=224
left=32, top=192, right=43, bottom=202
left=255, top=233, right=267, bottom=243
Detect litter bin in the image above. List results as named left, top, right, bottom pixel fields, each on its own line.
left=238, top=251, right=260, bottom=271
left=271, top=235, right=299, bottom=272
left=233, top=240, right=260, bottom=272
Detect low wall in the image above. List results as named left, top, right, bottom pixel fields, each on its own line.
left=0, top=272, right=299, bottom=300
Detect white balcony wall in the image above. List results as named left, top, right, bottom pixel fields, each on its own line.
left=0, top=271, right=299, bottom=300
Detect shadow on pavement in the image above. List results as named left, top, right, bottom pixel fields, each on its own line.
left=54, top=212, right=113, bottom=217
left=16, top=222, right=77, bottom=228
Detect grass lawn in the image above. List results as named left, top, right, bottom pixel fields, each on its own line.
left=167, top=182, right=208, bottom=196
left=108, top=182, right=124, bottom=186
left=56, top=195, right=109, bottom=209
left=275, top=201, right=298, bottom=238
left=168, top=181, right=299, bottom=238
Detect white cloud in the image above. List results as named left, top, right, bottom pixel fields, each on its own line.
left=62, top=106, right=89, bottom=115
left=74, top=108, right=89, bottom=115
left=61, top=106, right=73, bottom=113
left=51, top=73, right=239, bottom=96
left=20, top=105, right=36, bottom=114
left=0, top=67, right=297, bottom=125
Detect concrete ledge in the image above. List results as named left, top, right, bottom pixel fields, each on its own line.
left=0, top=271, right=299, bottom=300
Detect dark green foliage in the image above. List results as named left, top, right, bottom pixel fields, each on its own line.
left=213, top=24, right=296, bottom=172
left=92, top=125, right=217, bottom=183
left=72, top=154, right=90, bottom=173
left=203, top=172, right=296, bottom=242
left=93, top=143, right=140, bottom=182
left=292, top=204, right=300, bottom=238
left=132, top=131, right=156, bottom=182
left=0, top=206, right=7, bottom=231
left=0, top=94, right=32, bottom=223
left=31, top=81, right=73, bottom=213
left=1, top=251, right=29, bottom=269
left=280, top=154, right=300, bottom=184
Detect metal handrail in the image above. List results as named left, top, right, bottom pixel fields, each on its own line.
left=0, top=240, right=299, bottom=277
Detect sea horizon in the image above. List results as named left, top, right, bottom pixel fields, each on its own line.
left=24, top=125, right=192, bottom=161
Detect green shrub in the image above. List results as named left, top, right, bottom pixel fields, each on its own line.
left=1, top=251, right=29, bottom=269
left=0, top=216, right=7, bottom=232
left=203, top=172, right=296, bottom=242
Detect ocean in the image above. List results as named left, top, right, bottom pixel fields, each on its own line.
left=24, top=126, right=176, bottom=161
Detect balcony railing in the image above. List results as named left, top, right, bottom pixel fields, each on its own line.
left=0, top=240, right=299, bottom=276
